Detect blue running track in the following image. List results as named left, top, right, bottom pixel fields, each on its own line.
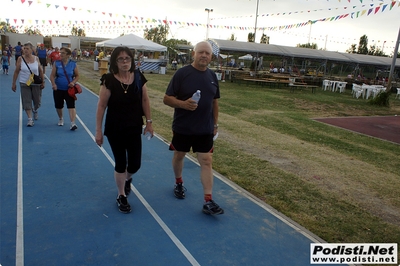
left=0, top=63, right=341, bottom=265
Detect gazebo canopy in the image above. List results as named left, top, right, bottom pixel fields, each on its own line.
left=96, top=34, right=167, bottom=52
left=208, top=39, right=399, bottom=67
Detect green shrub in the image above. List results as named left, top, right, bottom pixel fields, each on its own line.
left=368, top=91, right=390, bottom=106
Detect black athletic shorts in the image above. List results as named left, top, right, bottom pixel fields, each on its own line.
left=53, top=89, right=75, bottom=109
left=39, top=57, right=47, bottom=67
left=169, top=132, right=214, bottom=153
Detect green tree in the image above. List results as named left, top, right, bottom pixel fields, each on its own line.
left=0, top=21, right=18, bottom=34
left=368, top=45, right=386, bottom=56
left=164, top=38, right=190, bottom=55
left=296, top=43, right=318, bottom=49
left=70, top=26, right=86, bottom=37
left=346, top=44, right=357, bottom=54
left=248, top=32, right=255, bottom=42
left=229, top=34, right=236, bottom=41
left=23, top=26, right=42, bottom=36
left=260, top=34, right=269, bottom=44
left=357, top=34, right=368, bottom=54
left=144, top=24, right=168, bottom=45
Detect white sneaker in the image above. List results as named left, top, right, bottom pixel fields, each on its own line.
left=58, top=118, right=64, bottom=126
left=27, top=119, right=34, bottom=127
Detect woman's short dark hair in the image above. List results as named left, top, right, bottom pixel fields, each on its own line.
left=23, top=42, right=34, bottom=50
left=109, top=46, right=135, bottom=74
left=60, top=47, right=72, bottom=55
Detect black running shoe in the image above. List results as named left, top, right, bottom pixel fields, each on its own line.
left=116, top=195, right=131, bottom=213
left=125, top=178, right=132, bottom=196
left=174, top=183, right=186, bottom=199
left=203, top=200, right=224, bottom=215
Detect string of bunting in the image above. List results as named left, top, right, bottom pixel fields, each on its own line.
left=1, top=0, right=399, bottom=48
left=212, top=0, right=394, bottom=20
left=3, top=0, right=398, bottom=32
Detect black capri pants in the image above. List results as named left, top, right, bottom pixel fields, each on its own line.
left=106, top=129, right=142, bottom=174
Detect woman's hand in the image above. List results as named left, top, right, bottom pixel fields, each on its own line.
left=95, top=131, right=103, bottom=147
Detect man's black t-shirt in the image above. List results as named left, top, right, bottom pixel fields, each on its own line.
left=166, top=65, right=220, bottom=135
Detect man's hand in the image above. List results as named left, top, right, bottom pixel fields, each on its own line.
left=183, top=98, right=198, bottom=111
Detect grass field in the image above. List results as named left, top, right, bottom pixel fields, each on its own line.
left=78, top=60, right=400, bottom=263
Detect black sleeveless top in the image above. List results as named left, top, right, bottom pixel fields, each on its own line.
left=100, top=71, right=147, bottom=136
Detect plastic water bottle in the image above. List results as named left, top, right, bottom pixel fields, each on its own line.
left=192, top=90, right=201, bottom=103
left=145, top=131, right=151, bottom=140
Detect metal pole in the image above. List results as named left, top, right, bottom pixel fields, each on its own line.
left=386, top=27, right=400, bottom=92
left=308, top=20, right=312, bottom=44
left=205, top=8, right=213, bottom=40
left=253, top=0, right=259, bottom=42
left=253, top=0, right=259, bottom=77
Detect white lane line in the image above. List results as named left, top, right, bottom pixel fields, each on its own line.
left=16, top=101, right=24, bottom=266
left=76, top=115, right=200, bottom=266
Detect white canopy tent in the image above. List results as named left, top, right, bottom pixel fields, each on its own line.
left=238, top=54, right=253, bottom=60
left=96, top=34, right=167, bottom=52
left=219, top=53, right=232, bottom=59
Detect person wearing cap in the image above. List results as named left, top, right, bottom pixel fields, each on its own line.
left=36, top=44, right=48, bottom=73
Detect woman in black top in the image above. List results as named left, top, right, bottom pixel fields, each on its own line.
left=95, top=46, right=153, bottom=214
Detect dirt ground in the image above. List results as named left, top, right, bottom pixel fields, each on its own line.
left=76, top=60, right=400, bottom=228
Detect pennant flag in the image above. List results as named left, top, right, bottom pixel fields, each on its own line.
left=208, top=40, right=219, bottom=57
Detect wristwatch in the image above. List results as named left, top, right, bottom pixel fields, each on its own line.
left=214, top=124, right=218, bottom=128
left=146, top=119, right=152, bottom=123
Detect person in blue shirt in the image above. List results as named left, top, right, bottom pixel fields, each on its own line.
left=49, top=47, right=80, bottom=130
left=36, top=44, right=48, bottom=73
left=1, top=51, right=9, bottom=74
left=163, top=41, right=223, bottom=215
left=14, top=42, right=22, bottom=65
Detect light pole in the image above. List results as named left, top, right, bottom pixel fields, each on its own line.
left=253, top=0, right=259, bottom=42
left=308, top=20, right=313, bottom=44
left=205, top=8, right=213, bottom=40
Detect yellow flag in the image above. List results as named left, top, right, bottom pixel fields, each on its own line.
left=26, top=73, right=34, bottom=86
